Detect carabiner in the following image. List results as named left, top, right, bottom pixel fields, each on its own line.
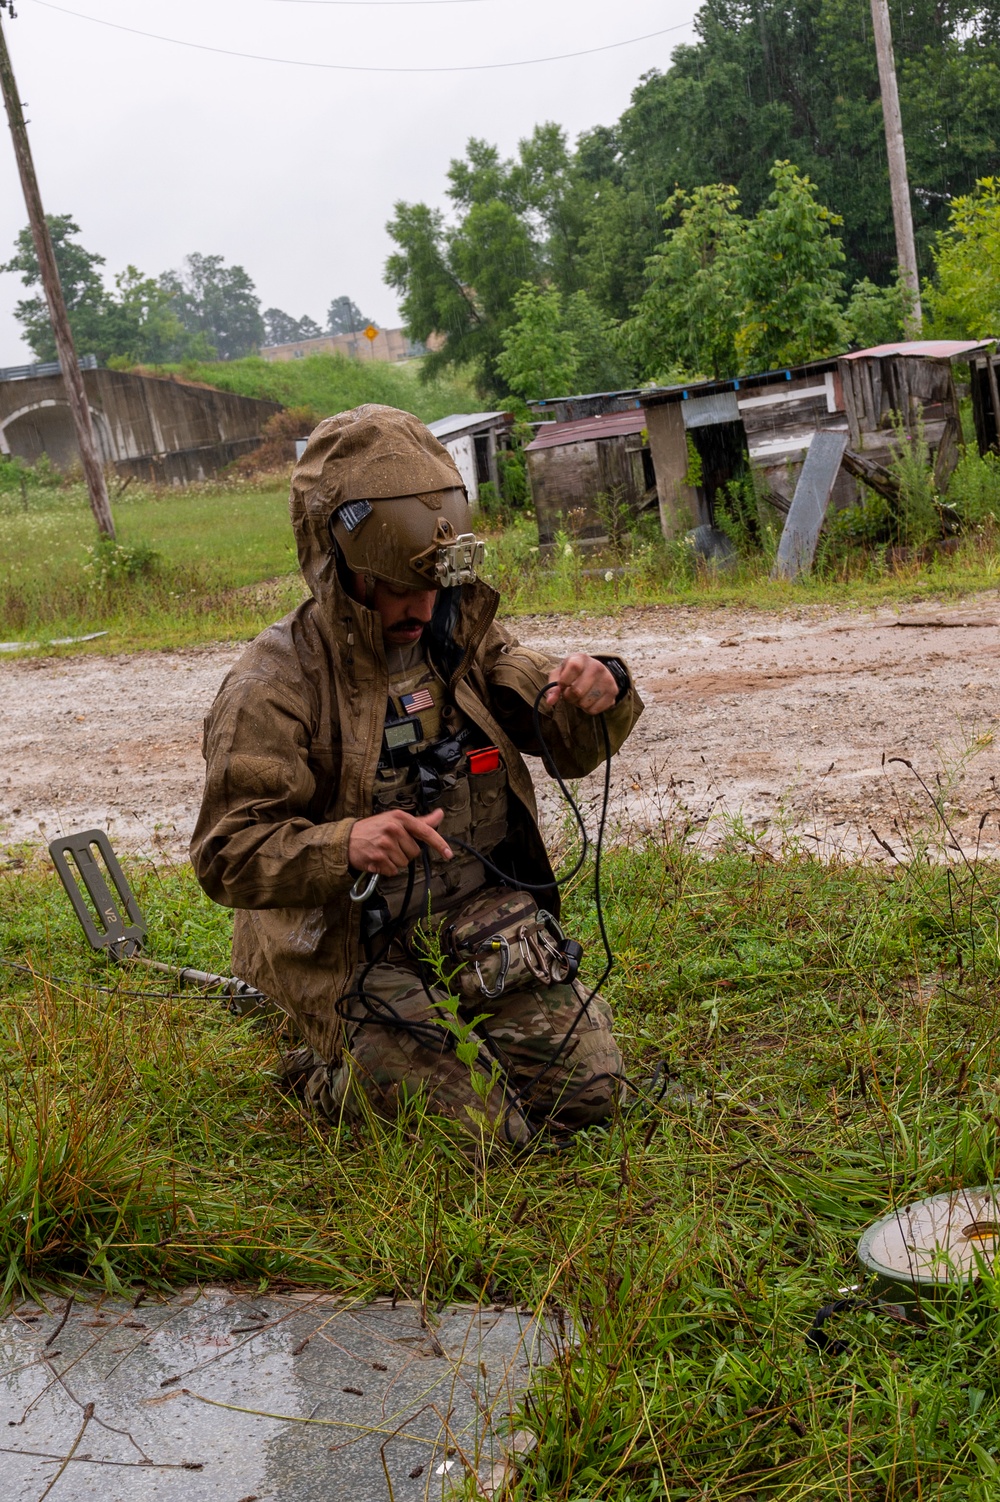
left=536, top=908, right=565, bottom=941
left=349, top=871, right=380, bottom=903
left=474, top=935, right=510, bottom=999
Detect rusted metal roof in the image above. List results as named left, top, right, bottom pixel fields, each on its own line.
left=525, top=408, right=647, bottom=451
left=841, top=339, right=995, bottom=361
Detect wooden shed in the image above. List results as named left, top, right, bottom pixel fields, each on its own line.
left=525, top=409, right=657, bottom=546
left=425, top=411, right=511, bottom=505
left=838, top=339, right=995, bottom=491
left=640, top=361, right=850, bottom=538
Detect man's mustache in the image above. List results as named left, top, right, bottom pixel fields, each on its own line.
left=386, top=619, right=426, bottom=634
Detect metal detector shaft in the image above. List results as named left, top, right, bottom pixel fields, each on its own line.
left=126, top=956, right=277, bottom=1018
left=131, top=957, right=256, bottom=993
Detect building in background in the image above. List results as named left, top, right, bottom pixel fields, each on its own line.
left=426, top=412, right=512, bottom=504
left=260, top=328, right=444, bottom=364
left=525, top=410, right=657, bottom=547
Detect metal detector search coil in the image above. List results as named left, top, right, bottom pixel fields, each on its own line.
left=49, top=828, right=146, bottom=960
left=858, top=1186, right=1000, bottom=1306
left=49, top=828, right=276, bottom=1019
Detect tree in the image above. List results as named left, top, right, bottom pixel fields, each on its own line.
left=623, top=184, right=745, bottom=380
left=386, top=193, right=536, bottom=394
left=496, top=284, right=579, bottom=401
left=160, top=253, right=264, bottom=360
left=2, top=217, right=202, bottom=364
left=326, top=296, right=369, bottom=336
left=2, top=214, right=109, bottom=359
left=575, top=0, right=1000, bottom=314
left=733, top=161, right=847, bottom=370
left=102, top=266, right=209, bottom=364
left=843, top=273, right=912, bottom=348
left=563, top=289, right=631, bottom=393
left=496, top=282, right=630, bottom=401
left=385, top=125, right=588, bottom=392
left=624, top=163, right=852, bottom=381
left=263, top=308, right=323, bottom=345
left=925, top=177, right=1000, bottom=339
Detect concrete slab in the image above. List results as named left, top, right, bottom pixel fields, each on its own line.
left=0, top=1288, right=558, bottom=1501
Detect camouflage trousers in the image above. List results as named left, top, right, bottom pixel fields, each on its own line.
left=298, top=961, right=622, bottom=1144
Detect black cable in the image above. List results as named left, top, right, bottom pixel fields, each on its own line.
left=338, top=749, right=532, bottom=1131
left=344, top=681, right=616, bottom=1139
left=494, top=698, right=615, bottom=1131
left=28, top=2, right=694, bottom=75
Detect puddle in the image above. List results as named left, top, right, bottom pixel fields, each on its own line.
left=0, top=1287, right=557, bottom=1500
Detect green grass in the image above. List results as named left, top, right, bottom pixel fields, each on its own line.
left=6, top=816, right=1000, bottom=1497
left=5, top=475, right=1000, bottom=657
left=0, top=475, right=307, bottom=650
left=137, top=350, right=481, bottom=426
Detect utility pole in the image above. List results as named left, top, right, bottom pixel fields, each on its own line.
left=0, top=3, right=115, bottom=537
left=869, top=0, right=922, bottom=337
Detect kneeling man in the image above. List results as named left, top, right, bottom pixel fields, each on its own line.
left=192, top=405, right=643, bottom=1143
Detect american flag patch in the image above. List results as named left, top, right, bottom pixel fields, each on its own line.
left=401, top=689, right=434, bottom=715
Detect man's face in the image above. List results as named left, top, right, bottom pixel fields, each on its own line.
left=353, top=572, right=437, bottom=646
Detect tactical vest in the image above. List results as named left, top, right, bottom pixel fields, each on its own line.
left=366, top=647, right=508, bottom=929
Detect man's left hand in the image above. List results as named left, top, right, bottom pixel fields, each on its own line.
left=546, top=654, right=619, bottom=716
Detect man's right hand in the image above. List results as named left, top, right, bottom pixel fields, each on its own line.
left=348, top=806, right=453, bottom=877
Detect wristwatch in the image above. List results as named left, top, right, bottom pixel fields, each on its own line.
left=603, top=657, right=630, bottom=704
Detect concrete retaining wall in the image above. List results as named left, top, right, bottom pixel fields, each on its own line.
left=0, top=368, right=280, bottom=483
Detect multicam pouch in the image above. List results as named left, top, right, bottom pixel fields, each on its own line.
left=409, top=886, right=582, bottom=1001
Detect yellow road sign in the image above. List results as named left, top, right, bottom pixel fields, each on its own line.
left=364, top=324, right=378, bottom=341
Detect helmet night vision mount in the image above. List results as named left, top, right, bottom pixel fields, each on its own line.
left=410, top=517, right=485, bottom=590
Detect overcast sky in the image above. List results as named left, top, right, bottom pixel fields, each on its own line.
left=0, top=0, right=697, bottom=363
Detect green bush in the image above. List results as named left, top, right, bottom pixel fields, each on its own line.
left=83, top=537, right=161, bottom=588
left=497, top=443, right=530, bottom=511
left=948, top=448, right=1000, bottom=528
left=0, top=456, right=26, bottom=496
left=888, top=412, right=941, bottom=548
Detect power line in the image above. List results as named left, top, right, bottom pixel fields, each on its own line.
left=27, top=0, right=693, bottom=73
left=263, top=1, right=494, bottom=6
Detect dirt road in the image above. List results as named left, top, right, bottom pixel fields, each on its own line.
left=3, top=598, right=1000, bottom=866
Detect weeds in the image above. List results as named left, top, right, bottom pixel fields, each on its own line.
left=83, top=536, right=161, bottom=588
left=888, top=412, right=942, bottom=548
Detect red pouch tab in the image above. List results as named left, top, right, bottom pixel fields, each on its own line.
left=468, top=746, right=501, bottom=776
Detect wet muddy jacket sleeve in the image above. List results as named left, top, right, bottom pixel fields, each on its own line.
left=191, top=671, right=354, bottom=910
left=477, top=622, right=643, bottom=778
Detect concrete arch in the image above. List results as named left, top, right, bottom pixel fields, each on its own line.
left=0, top=398, right=113, bottom=467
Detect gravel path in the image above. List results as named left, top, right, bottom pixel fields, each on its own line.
left=3, top=598, right=1000, bottom=865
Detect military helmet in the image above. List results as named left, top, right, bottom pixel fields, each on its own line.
left=292, top=405, right=484, bottom=594
left=330, top=489, right=484, bottom=593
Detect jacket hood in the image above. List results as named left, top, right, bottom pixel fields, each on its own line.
left=289, top=404, right=464, bottom=603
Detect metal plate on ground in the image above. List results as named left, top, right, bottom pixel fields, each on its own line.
left=858, top=1186, right=1000, bottom=1295
left=0, top=1288, right=558, bottom=1500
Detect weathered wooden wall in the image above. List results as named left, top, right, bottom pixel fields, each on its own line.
left=528, top=433, right=652, bottom=545
left=643, top=402, right=704, bottom=539
left=838, top=353, right=961, bottom=490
